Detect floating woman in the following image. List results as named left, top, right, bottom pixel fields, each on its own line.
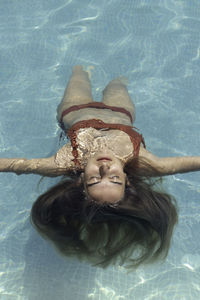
left=1, top=65, right=200, bottom=270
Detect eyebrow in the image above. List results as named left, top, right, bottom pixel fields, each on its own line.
left=86, top=181, right=123, bottom=187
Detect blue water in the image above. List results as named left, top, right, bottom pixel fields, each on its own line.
left=0, top=0, right=200, bottom=299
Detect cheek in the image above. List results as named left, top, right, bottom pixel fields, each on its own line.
left=84, top=162, right=93, bottom=173
left=84, top=165, right=98, bottom=179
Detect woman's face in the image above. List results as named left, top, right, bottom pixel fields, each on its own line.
left=82, top=151, right=127, bottom=204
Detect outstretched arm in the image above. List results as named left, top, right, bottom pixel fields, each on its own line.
left=0, top=156, right=67, bottom=177
left=138, top=147, right=200, bottom=176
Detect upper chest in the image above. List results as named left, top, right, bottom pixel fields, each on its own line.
left=76, top=128, right=134, bottom=164
left=55, top=128, right=134, bottom=170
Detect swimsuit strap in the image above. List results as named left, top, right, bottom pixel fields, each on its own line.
left=60, top=102, right=133, bottom=129
left=67, top=119, right=146, bottom=167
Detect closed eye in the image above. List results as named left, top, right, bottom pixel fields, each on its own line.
left=87, top=181, right=123, bottom=187
left=89, top=176, right=120, bottom=180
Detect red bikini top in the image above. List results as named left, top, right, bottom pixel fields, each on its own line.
left=60, top=102, right=145, bottom=167
left=66, top=119, right=146, bottom=167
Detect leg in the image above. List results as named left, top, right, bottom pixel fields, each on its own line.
left=57, top=66, right=93, bottom=122
left=102, top=77, right=135, bottom=122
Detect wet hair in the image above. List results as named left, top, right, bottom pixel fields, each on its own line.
left=30, top=157, right=178, bottom=270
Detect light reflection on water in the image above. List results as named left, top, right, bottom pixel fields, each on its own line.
left=0, top=0, right=200, bottom=299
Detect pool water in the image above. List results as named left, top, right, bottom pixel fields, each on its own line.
left=0, top=0, right=200, bottom=299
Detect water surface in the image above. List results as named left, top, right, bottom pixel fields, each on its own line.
left=0, top=0, right=200, bottom=299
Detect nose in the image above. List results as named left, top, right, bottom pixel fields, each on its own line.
left=99, top=164, right=110, bottom=177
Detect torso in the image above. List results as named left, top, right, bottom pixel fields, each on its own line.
left=62, top=107, right=132, bottom=128
left=56, top=107, right=144, bottom=171
left=55, top=127, right=136, bottom=170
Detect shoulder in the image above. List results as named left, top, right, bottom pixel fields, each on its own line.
left=139, top=146, right=159, bottom=161
left=55, top=143, right=74, bottom=168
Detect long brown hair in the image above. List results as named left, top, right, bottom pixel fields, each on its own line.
left=30, top=157, right=178, bottom=270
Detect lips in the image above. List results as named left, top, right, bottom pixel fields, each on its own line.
left=97, top=157, right=112, bottom=161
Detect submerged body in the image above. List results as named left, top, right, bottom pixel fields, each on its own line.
left=1, top=66, right=200, bottom=269
left=1, top=66, right=199, bottom=178
left=55, top=125, right=144, bottom=170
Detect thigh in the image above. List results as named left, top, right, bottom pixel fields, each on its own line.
left=57, top=66, right=94, bottom=122
left=102, top=77, right=135, bottom=122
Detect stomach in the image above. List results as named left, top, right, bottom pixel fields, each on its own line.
left=62, top=107, right=133, bottom=129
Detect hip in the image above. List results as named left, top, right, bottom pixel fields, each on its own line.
left=61, top=107, right=133, bottom=129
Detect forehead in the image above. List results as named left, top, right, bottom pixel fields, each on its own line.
left=87, top=182, right=124, bottom=203
left=87, top=181, right=124, bottom=197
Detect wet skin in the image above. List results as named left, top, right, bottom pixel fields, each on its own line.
left=82, top=151, right=128, bottom=204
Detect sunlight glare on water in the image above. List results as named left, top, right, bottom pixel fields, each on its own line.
left=0, top=0, right=200, bottom=299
